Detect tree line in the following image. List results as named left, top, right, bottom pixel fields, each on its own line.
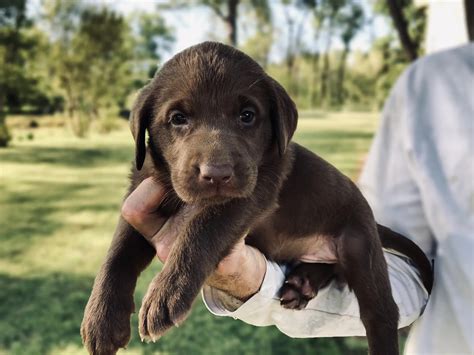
left=0, top=0, right=426, bottom=144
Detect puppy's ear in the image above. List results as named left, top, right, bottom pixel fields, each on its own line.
left=130, top=85, right=155, bottom=170
left=268, top=78, right=298, bottom=156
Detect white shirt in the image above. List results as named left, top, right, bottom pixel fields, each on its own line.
left=202, top=44, right=474, bottom=355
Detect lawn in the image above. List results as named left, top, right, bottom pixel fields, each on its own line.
left=0, top=111, right=379, bottom=355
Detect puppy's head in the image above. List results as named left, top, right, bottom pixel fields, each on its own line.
left=131, top=42, right=297, bottom=205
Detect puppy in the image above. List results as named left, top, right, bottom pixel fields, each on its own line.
left=81, top=42, right=432, bottom=355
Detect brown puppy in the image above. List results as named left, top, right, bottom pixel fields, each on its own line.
left=81, top=42, right=432, bottom=355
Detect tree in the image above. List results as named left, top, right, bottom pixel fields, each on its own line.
left=165, top=0, right=270, bottom=46
left=307, top=2, right=325, bottom=106
left=240, top=20, right=273, bottom=69
left=385, top=0, right=417, bottom=60
left=281, top=0, right=315, bottom=96
left=45, top=2, right=133, bottom=136
left=335, top=2, right=365, bottom=105
left=0, top=0, right=34, bottom=146
left=375, top=0, right=426, bottom=61
left=318, top=0, right=347, bottom=106
left=132, top=12, right=175, bottom=83
left=466, top=0, right=474, bottom=41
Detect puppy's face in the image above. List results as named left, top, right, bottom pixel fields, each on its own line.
left=131, top=42, right=297, bottom=205
left=150, top=77, right=271, bottom=205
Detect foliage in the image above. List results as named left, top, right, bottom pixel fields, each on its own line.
left=1, top=0, right=428, bottom=129
left=240, top=17, right=273, bottom=68
left=0, top=0, right=33, bottom=146
left=132, top=12, right=175, bottom=83
left=374, top=0, right=427, bottom=60
left=44, top=2, right=133, bottom=137
left=41, top=1, right=174, bottom=137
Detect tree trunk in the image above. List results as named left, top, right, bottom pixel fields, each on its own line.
left=386, top=0, right=418, bottom=61
left=0, top=93, right=4, bottom=116
left=465, top=0, right=474, bottom=41
left=320, top=19, right=334, bottom=107
left=0, top=93, right=12, bottom=147
left=285, top=14, right=297, bottom=96
left=336, top=45, right=349, bottom=106
left=226, top=0, right=239, bottom=46
left=311, top=51, right=320, bottom=106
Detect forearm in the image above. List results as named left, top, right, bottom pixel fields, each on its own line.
left=202, top=251, right=429, bottom=337
left=206, top=245, right=267, bottom=301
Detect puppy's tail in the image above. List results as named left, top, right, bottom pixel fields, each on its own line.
left=377, top=224, right=434, bottom=294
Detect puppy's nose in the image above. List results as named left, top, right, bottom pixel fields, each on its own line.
left=199, top=164, right=233, bottom=184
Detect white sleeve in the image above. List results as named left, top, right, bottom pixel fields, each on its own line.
left=202, top=251, right=428, bottom=337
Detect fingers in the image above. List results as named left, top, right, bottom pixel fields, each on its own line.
left=122, top=177, right=168, bottom=239
left=123, top=178, right=201, bottom=264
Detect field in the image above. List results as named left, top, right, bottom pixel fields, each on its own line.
left=0, top=111, right=379, bottom=355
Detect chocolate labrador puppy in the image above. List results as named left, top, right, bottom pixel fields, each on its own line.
left=81, top=42, right=432, bottom=355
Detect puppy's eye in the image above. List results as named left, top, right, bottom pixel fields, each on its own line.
left=239, top=109, right=256, bottom=125
left=169, top=112, right=188, bottom=126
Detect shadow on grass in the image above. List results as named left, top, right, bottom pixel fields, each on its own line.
left=0, top=145, right=133, bottom=167
left=0, top=272, right=92, bottom=355
left=0, top=181, right=93, bottom=258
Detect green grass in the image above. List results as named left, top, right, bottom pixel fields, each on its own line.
left=0, top=111, right=379, bottom=355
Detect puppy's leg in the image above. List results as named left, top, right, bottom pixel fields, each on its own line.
left=338, top=223, right=399, bottom=355
left=280, top=263, right=336, bottom=310
left=81, top=218, right=155, bottom=355
left=138, top=198, right=260, bottom=341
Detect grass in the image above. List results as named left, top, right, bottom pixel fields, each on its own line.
left=0, top=111, right=379, bottom=354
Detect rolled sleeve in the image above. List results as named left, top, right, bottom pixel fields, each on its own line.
left=202, top=259, right=287, bottom=326
left=202, top=251, right=429, bottom=338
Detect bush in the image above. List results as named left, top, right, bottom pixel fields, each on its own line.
left=0, top=114, right=12, bottom=148
left=29, top=120, right=39, bottom=128
left=98, top=110, right=122, bottom=134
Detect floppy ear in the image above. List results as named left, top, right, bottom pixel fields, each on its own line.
left=268, top=78, right=298, bottom=156
left=130, top=85, right=155, bottom=170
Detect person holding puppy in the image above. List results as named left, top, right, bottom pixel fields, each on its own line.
left=123, top=42, right=473, bottom=355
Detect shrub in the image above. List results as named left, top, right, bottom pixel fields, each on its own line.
left=29, top=120, right=39, bottom=128
left=0, top=114, right=12, bottom=147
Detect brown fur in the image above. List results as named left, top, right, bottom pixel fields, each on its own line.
left=81, top=42, right=432, bottom=355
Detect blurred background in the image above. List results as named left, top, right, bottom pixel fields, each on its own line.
left=0, top=0, right=469, bottom=354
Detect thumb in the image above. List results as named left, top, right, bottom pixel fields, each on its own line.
left=151, top=204, right=200, bottom=263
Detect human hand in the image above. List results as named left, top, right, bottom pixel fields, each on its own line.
left=122, top=177, right=266, bottom=301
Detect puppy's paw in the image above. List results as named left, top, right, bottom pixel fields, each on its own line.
left=279, top=263, right=335, bottom=310
left=280, top=273, right=316, bottom=310
left=81, top=293, right=133, bottom=355
left=138, top=274, right=194, bottom=341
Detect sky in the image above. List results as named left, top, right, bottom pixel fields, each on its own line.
left=28, top=0, right=392, bottom=63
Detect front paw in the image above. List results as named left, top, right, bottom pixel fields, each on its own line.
left=138, top=273, right=195, bottom=341
left=81, top=292, right=133, bottom=355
